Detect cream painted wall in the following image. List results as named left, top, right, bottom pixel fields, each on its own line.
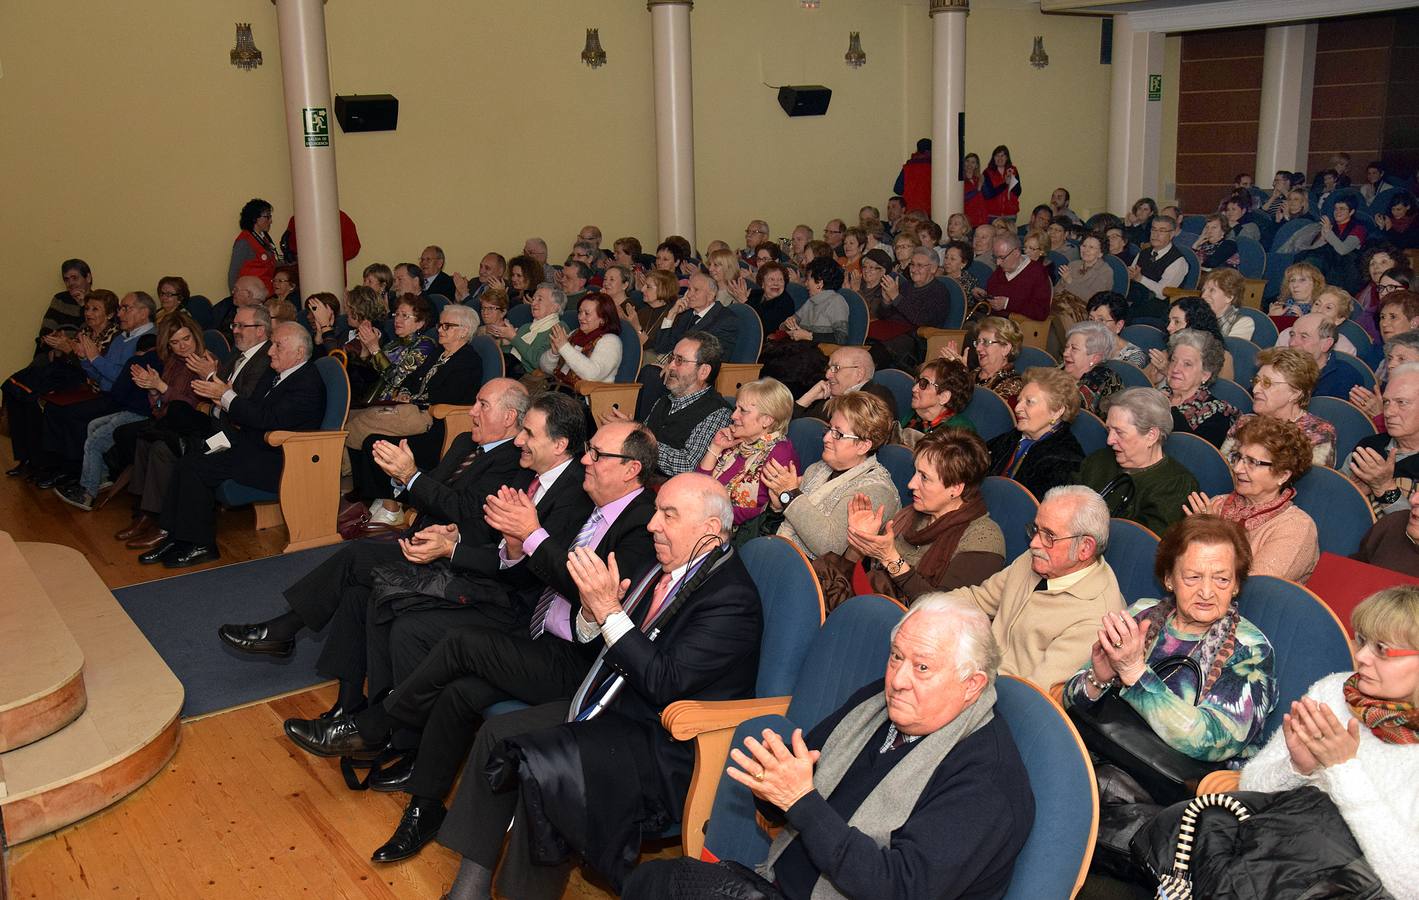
left=0, top=0, right=1113, bottom=377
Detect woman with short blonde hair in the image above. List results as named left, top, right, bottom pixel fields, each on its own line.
left=697, top=378, right=800, bottom=538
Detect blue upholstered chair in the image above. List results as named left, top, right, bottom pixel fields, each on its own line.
left=1164, top=431, right=1235, bottom=497
left=1292, top=465, right=1376, bottom=557
left=968, top=258, right=995, bottom=285
left=575, top=321, right=645, bottom=422
left=1307, top=395, right=1378, bottom=465
left=787, top=417, right=827, bottom=470
left=1120, top=324, right=1166, bottom=353
left=1234, top=236, right=1267, bottom=279
left=186, top=295, right=215, bottom=329
left=715, top=304, right=766, bottom=396
left=1106, top=518, right=1163, bottom=603
left=877, top=443, right=916, bottom=508
left=1236, top=308, right=1278, bottom=348
left=1104, top=359, right=1152, bottom=389
left=1104, top=255, right=1130, bottom=295
left=981, top=476, right=1040, bottom=562
left=1208, top=377, right=1254, bottom=416
left=1016, top=346, right=1057, bottom=370
left=1072, top=409, right=1107, bottom=456
left=787, top=282, right=809, bottom=311
left=1225, top=336, right=1260, bottom=387
left=839, top=289, right=869, bottom=346
left=214, top=355, right=350, bottom=552
left=1333, top=351, right=1378, bottom=391
left=933, top=276, right=966, bottom=329
left=963, top=385, right=1014, bottom=442
left=870, top=368, right=915, bottom=421
left=506, top=303, right=532, bottom=328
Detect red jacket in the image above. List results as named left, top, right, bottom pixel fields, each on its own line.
left=981, top=166, right=1022, bottom=219
left=900, top=152, right=932, bottom=216
left=985, top=259, right=1051, bottom=321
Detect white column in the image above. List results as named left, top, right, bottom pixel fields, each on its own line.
left=1257, top=23, right=1318, bottom=180
left=648, top=0, right=696, bottom=248
left=1107, top=14, right=1165, bottom=214
left=929, top=0, right=968, bottom=219
left=274, top=0, right=344, bottom=294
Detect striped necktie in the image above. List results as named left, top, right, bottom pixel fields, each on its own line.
left=528, top=508, right=603, bottom=639
left=450, top=444, right=483, bottom=480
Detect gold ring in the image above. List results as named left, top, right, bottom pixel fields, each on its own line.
left=1111, top=640, right=1123, bottom=649
left=754, top=770, right=765, bottom=781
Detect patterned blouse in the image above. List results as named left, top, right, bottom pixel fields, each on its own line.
left=1220, top=412, right=1337, bottom=469
left=366, top=332, right=438, bottom=404
left=977, top=364, right=1024, bottom=407
left=1064, top=598, right=1278, bottom=762
left=1076, top=363, right=1124, bottom=417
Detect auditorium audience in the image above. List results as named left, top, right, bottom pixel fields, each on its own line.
left=1278, top=284, right=1359, bottom=355
left=869, top=246, right=952, bottom=369
left=505, top=282, right=565, bottom=379
left=417, top=246, right=456, bottom=300
left=266, top=270, right=299, bottom=324
left=654, top=272, right=739, bottom=359
left=986, top=366, right=1085, bottom=500
left=1289, top=312, right=1363, bottom=400
left=794, top=345, right=896, bottom=422
left=1343, top=363, right=1419, bottom=516
left=1087, top=291, right=1148, bottom=366
left=609, top=332, right=732, bottom=477
left=1222, top=194, right=1260, bottom=243
left=941, top=315, right=1025, bottom=407
left=504, top=254, right=544, bottom=306
left=1162, top=328, right=1237, bottom=447
left=1144, top=296, right=1231, bottom=384
left=1080, top=387, right=1199, bottom=534
left=697, top=377, right=798, bottom=539
left=1355, top=245, right=1403, bottom=340
left=1200, top=266, right=1254, bottom=341
left=1125, top=216, right=1187, bottom=320
left=1353, top=331, right=1419, bottom=421
left=1062, top=321, right=1124, bottom=416
left=1304, top=198, right=1368, bottom=292
left=154, top=276, right=193, bottom=323
left=1185, top=416, right=1320, bottom=582
left=940, top=241, right=979, bottom=302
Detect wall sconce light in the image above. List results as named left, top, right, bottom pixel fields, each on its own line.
left=845, top=32, right=867, bottom=69
left=581, top=28, right=607, bottom=69
left=231, top=23, right=263, bottom=72
left=800, top=0, right=821, bottom=8
left=1029, top=36, right=1049, bottom=69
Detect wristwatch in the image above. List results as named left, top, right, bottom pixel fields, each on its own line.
left=1376, top=487, right=1403, bottom=507
left=883, top=556, right=908, bottom=576
left=778, top=489, right=798, bottom=507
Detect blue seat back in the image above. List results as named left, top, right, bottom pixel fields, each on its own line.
left=1120, top=324, right=1166, bottom=353
left=1225, top=336, right=1260, bottom=386
left=981, top=476, right=1039, bottom=561
left=314, top=355, right=350, bottom=431
left=871, top=369, right=915, bottom=421
left=1292, top=465, right=1376, bottom=557
left=738, top=536, right=826, bottom=696
left=877, top=443, right=916, bottom=508
left=1238, top=575, right=1355, bottom=742
left=1103, top=359, right=1152, bottom=388
left=1369, top=187, right=1397, bottom=216
left=933, top=277, right=966, bottom=329
left=1306, top=396, right=1377, bottom=465
left=1047, top=251, right=1069, bottom=284
left=997, top=675, right=1098, bottom=900
left=1234, top=237, right=1267, bottom=279
left=1106, top=518, right=1163, bottom=603
left=203, top=328, right=232, bottom=357
left=968, top=258, right=995, bottom=285
left=787, top=282, right=809, bottom=311
left=1170, top=241, right=1201, bottom=290
left=1072, top=409, right=1107, bottom=456
left=1104, top=255, right=1130, bottom=295
left=1164, top=431, right=1235, bottom=496
left=1270, top=217, right=1313, bottom=252
left=560, top=308, right=580, bottom=332
left=1334, top=351, right=1377, bottom=391
left=1336, top=319, right=1379, bottom=368
left=1263, top=250, right=1295, bottom=301
left=612, top=323, right=642, bottom=382
left=840, top=289, right=868, bottom=345
left=1237, top=308, right=1278, bottom=348
left=702, top=595, right=904, bottom=866
left=468, top=335, right=505, bottom=384
left=1209, top=377, right=1254, bottom=415
left=724, top=303, right=764, bottom=364
left=1180, top=215, right=1207, bottom=235
left=1016, top=346, right=1056, bottom=370
left=186, top=295, right=215, bottom=330
left=964, top=385, right=1015, bottom=441
left=787, top=417, right=826, bottom=469
left=506, top=303, right=532, bottom=328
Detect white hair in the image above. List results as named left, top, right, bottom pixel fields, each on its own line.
left=1041, top=485, right=1110, bottom=554
left=890, top=594, right=1002, bottom=682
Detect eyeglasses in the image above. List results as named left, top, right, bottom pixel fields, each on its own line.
left=158, top=290, right=181, bottom=298
left=826, top=363, right=862, bottom=374
left=668, top=353, right=701, bottom=367
left=586, top=446, right=635, bottom=463
left=1228, top=452, right=1274, bottom=469
left=232, top=322, right=264, bottom=330
left=1354, top=633, right=1419, bottom=659
left=1251, top=374, right=1291, bottom=391
left=1025, top=522, right=1084, bottom=548
left=394, top=312, right=419, bottom=321
left=974, top=338, right=1007, bottom=348
left=436, top=322, right=464, bottom=331
left=1378, top=282, right=1402, bottom=295
left=915, top=377, right=945, bottom=391
left=825, top=426, right=864, bottom=442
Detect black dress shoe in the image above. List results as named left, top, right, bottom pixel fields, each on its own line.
left=5, top=462, right=28, bottom=477
left=371, top=799, right=446, bottom=863
left=139, top=540, right=180, bottom=564
left=163, top=544, right=220, bottom=568
left=368, top=753, right=417, bottom=793
left=34, top=470, right=73, bottom=490
left=284, top=715, right=387, bottom=759
left=217, top=623, right=295, bottom=658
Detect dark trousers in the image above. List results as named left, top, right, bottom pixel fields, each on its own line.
left=282, top=538, right=407, bottom=631
left=350, top=427, right=444, bottom=503
left=381, top=628, right=594, bottom=799
left=435, top=701, right=575, bottom=900
left=43, top=394, right=118, bottom=467
left=4, top=375, right=46, bottom=464
left=158, top=446, right=246, bottom=546
left=623, top=858, right=785, bottom=899
left=131, top=437, right=179, bottom=514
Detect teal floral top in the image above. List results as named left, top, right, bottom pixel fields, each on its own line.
left=1064, top=597, right=1278, bottom=762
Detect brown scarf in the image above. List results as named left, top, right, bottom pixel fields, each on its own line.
left=1344, top=673, right=1419, bottom=745
left=556, top=325, right=612, bottom=387
left=1215, top=487, right=1296, bottom=530
left=889, top=493, right=989, bottom=584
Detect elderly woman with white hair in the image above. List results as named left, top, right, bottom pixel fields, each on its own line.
left=1079, top=387, right=1200, bottom=535
left=1062, top=320, right=1125, bottom=416
left=1162, top=328, right=1238, bottom=447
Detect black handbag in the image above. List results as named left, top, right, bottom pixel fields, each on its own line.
left=1067, top=655, right=1219, bottom=805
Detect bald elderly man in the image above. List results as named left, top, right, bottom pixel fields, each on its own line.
left=794, top=345, right=899, bottom=422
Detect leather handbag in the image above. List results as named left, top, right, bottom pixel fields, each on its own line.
left=1067, top=655, right=1219, bottom=805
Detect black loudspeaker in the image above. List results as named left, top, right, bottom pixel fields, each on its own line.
left=1100, top=18, right=1113, bottom=65
left=777, top=85, right=832, bottom=118
left=334, top=94, right=399, bottom=133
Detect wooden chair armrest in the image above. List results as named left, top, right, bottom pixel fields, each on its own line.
left=661, top=696, right=792, bottom=741
left=1163, top=287, right=1201, bottom=302
left=575, top=380, right=639, bottom=395
left=817, top=343, right=843, bottom=356
left=1048, top=682, right=1066, bottom=707
left=1197, top=769, right=1241, bottom=795
left=265, top=429, right=347, bottom=447
left=429, top=403, right=472, bottom=421
left=918, top=327, right=967, bottom=359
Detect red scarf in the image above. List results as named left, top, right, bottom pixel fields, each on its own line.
left=1344, top=673, right=1419, bottom=744
left=556, top=325, right=611, bottom=387
left=1215, top=487, right=1295, bottom=530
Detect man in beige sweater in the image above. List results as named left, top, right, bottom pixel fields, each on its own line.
left=942, top=485, right=1125, bottom=688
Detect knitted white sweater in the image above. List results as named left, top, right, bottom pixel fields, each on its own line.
left=1238, top=672, right=1419, bottom=899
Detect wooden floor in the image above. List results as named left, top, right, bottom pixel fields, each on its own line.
left=0, top=441, right=647, bottom=898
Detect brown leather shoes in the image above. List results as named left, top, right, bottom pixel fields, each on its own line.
left=115, top=514, right=154, bottom=542
left=126, top=526, right=170, bottom=550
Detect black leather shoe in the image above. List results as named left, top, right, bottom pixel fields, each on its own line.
left=368, top=753, right=417, bottom=793
left=284, top=715, right=387, bottom=759
left=217, top=623, right=295, bottom=658
left=139, top=540, right=180, bottom=564
left=34, top=470, right=73, bottom=490
left=163, top=544, right=220, bottom=568
left=371, top=799, right=446, bottom=863
left=5, top=462, right=28, bottom=477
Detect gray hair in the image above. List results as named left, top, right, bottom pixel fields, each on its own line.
left=910, top=246, right=938, bottom=265
left=572, top=240, right=599, bottom=260
left=1313, top=316, right=1336, bottom=344
left=1153, top=215, right=1177, bottom=231
left=491, top=378, right=531, bottom=426
left=992, top=232, right=1022, bottom=253
left=703, top=486, right=734, bottom=539
left=1168, top=328, right=1226, bottom=381
left=1068, top=321, right=1116, bottom=362
left=245, top=304, right=273, bottom=337
left=890, top=594, right=1002, bottom=682
left=1105, top=386, right=1174, bottom=443
left=442, top=303, right=478, bottom=332
left=525, top=237, right=548, bottom=255
left=274, top=321, right=313, bottom=361
left=536, top=282, right=567, bottom=311
left=1389, top=362, right=1419, bottom=384
left=1387, top=331, right=1419, bottom=357
left=1042, top=484, right=1111, bottom=555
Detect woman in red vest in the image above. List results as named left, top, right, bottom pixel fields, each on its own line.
left=227, top=198, right=279, bottom=294
left=980, top=145, right=1022, bottom=223
left=963, top=152, right=988, bottom=228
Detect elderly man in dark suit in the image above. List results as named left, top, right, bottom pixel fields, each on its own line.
left=139, top=322, right=324, bottom=568
left=419, top=245, right=456, bottom=301
left=430, top=473, right=762, bottom=899
left=283, top=420, right=661, bottom=862
left=216, top=377, right=532, bottom=674
left=119, top=305, right=274, bottom=549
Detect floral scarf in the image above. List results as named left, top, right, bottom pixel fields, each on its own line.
left=1344, top=673, right=1419, bottom=744
left=1137, top=597, right=1241, bottom=695
left=712, top=433, right=783, bottom=510
left=1216, top=487, right=1296, bottom=530
left=1166, top=383, right=1237, bottom=431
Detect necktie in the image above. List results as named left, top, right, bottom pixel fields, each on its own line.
left=525, top=475, right=542, bottom=501
left=528, top=508, right=603, bottom=638
left=641, top=571, right=676, bottom=630
left=451, top=444, right=483, bottom=479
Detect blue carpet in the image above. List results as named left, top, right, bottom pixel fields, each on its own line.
left=113, top=545, right=343, bottom=718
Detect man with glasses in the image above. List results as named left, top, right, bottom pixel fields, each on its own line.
left=1345, top=363, right=1419, bottom=516
left=741, top=219, right=771, bottom=262
left=1290, top=312, right=1363, bottom=400
left=211, top=274, right=268, bottom=336
left=794, top=345, right=897, bottom=422
left=937, top=484, right=1125, bottom=687
left=984, top=233, right=1051, bottom=322
left=869, top=246, right=952, bottom=369
left=418, top=245, right=456, bottom=300
left=1124, top=215, right=1187, bottom=322
left=653, top=271, right=739, bottom=359
left=824, top=218, right=848, bottom=254
left=615, top=332, right=733, bottom=477
left=281, top=421, right=659, bottom=863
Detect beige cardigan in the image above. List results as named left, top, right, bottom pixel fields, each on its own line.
left=945, top=554, right=1126, bottom=689
left=777, top=456, right=900, bottom=560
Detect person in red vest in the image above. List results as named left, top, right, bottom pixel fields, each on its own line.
left=228, top=198, right=280, bottom=294
left=980, top=145, right=1022, bottom=224
left=281, top=210, right=363, bottom=284
left=895, top=138, right=933, bottom=217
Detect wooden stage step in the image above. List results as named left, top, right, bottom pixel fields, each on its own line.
left=0, top=537, right=183, bottom=846
left=0, top=534, right=86, bottom=753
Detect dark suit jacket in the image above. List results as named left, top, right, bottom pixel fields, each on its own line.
left=653, top=302, right=740, bottom=358
left=404, top=436, right=531, bottom=541
left=424, top=271, right=456, bottom=300
left=532, top=488, right=658, bottom=627
left=221, top=360, right=327, bottom=490
left=448, top=460, right=594, bottom=579
left=421, top=342, right=483, bottom=406
left=213, top=341, right=272, bottom=425
left=793, top=380, right=899, bottom=422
